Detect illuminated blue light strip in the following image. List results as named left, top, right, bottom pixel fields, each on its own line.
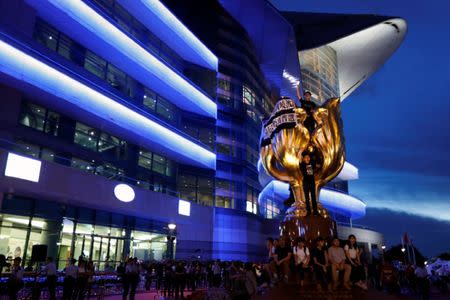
left=30, top=0, right=216, bottom=118
left=0, top=40, right=216, bottom=169
left=259, top=180, right=366, bottom=219
left=118, top=0, right=218, bottom=71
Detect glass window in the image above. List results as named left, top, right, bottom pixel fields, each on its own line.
left=15, top=141, right=40, bottom=158
left=19, top=102, right=46, bottom=131
left=74, top=123, right=98, bottom=151
left=19, top=101, right=60, bottom=136
left=71, top=157, right=95, bottom=173
left=131, top=231, right=166, bottom=261
left=33, top=19, right=58, bottom=51
left=216, top=196, right=232, bottom=208
left=152, top=154, right=166, bottom=175
left=197, top=177, right=214, bottom=206
left=199, top=127, right=214, bottom=150
left=178, top=174, right=197, bottom=202
left=44, top=111, right=60, bottom=136
left=217, top=143, right=231, bottom=156
left=156, top=96, right=175, bottom=122
left=143, top=88, right=157, bottom=111
left=0, top=214, right=30, bottom=260
left=218, top=79, right=231, bottom=92
left=106, top=63, right=127, bottom=94
left=138, top=149, right=153, bottom=170
left=243, top=85, right=256, bottom=106
left=41, top=148, right=55, bottom=162
left=246, top=186, right=258, bottom=214
left=84, top=50, right=106, bottom=79
left=98, top=132, right=126, bottom=159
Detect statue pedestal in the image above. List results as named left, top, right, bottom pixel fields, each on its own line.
left=280, top=207, right=337, bottom=247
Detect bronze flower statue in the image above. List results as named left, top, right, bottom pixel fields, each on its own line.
left=260, top=96, right=345, bottom=243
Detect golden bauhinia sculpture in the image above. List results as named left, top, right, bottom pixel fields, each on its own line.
left=260, top=96, right=345, bottom=219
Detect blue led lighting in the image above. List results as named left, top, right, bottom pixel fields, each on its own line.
left=258, top=180, right=366, bottom=219
left=0, top=40, right=216, bottom=169
left=26, top=0, right=217, bottom=119
left=117, top=0, right=218, bottom=71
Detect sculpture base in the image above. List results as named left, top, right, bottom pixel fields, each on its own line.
left=280, top=207, right=337, bottom=247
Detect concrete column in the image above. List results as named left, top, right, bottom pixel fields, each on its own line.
left=41, top=218, right=63, bottom=260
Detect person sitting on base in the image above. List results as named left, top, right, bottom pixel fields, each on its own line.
left=300, top=154, right=319, bottom=216
left=312, top=237, right=329, bottom=291
left=328, top=237, right=348, bottom=290
left=274, top=237, right=292, bottom=283
left=292, top=237, right=310, bottom=287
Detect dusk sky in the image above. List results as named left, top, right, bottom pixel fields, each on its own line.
left=271, top=0, right=450, bottom=257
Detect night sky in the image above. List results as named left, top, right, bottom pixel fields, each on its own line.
left=271, top=0, right=450, bottom=257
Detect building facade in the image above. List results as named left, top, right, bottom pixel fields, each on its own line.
left=0, top=0, right=406, bottom=267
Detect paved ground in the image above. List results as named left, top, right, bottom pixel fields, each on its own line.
left=97, top=286, right=449, bottom=299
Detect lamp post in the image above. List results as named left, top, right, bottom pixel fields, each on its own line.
left=167, top=223, right=177, bottom=259
left=381, top=244, right=386, bottom=263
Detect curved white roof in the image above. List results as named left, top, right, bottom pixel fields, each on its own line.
left=327, top=18, right=407, bottom=100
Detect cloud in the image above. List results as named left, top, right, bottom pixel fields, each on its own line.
left=357, top=208, right=450, bottom=257
left=350, top=169, right=450, bottom=221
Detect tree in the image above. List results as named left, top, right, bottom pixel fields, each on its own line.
left=384, top=244, right=426, bottom=265
left=437, top=252, right=450, bottom=260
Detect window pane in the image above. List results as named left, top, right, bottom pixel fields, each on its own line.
left=152, top=154, right=166, bottom=175
left=143, top=89, right=157, bottom=111
left=71, top=157, right=95, bottom=173
left=41, top=148, right=55, bottom=162
left=84, top=50, right=106, bottom=79
left=19, top=102, right=46, bottom=131
left=106, top=64, right=127, bottom=94
left=138, top=149, right=152, bottom=170
left=15, top=141, right=40, bottom=158
left=44, top=111, right=60, bottom=136
left=156, top=96, right=175, bottom=122
left=34, top=19, right=58, bottom=51
left=74, top=123, right=98, bottom=151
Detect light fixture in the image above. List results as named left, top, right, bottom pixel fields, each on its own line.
left=27, top=0, right=217, bottom=118
left=381, top=245, right=386, bottom=250
left=0, top=40, right=216, bottom=170
left=401, top=247, right=406, bottom=253
left=117, top=0, right=218, bottom=70
left=4, top=152, right=42, bottom=183
left=168, top=223, right=176, bottom=230
left=114, top=184, right=135, bottom=202
left=178, top=199, right=191, bottom=216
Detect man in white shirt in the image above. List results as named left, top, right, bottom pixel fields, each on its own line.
left=45, top=256, right=58, bottom=300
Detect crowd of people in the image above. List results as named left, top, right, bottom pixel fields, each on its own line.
left=1, top=236, right=448, bottom=299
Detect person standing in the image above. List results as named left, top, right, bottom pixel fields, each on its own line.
left=299, top=91, right=317, bottom=133
left=75, top=258, right=89, bottom=300
left=292, top=237, right=310, bottom=287
left=124, top=257, right=140, bottom=300
left=8, top=257, right=24, bottom=300
left=212, top=260, right=222, bottom=287
left=300, top=154, right=319, bottom=216
left=63, top=258, right=78, bottom=300
left=415, top=262, right=430, bottom=300
left=328, top=237, right=347, bottom=289
left=312, top=237, right=329, bottom=291
left=44, top=256, right=58, bottom=300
